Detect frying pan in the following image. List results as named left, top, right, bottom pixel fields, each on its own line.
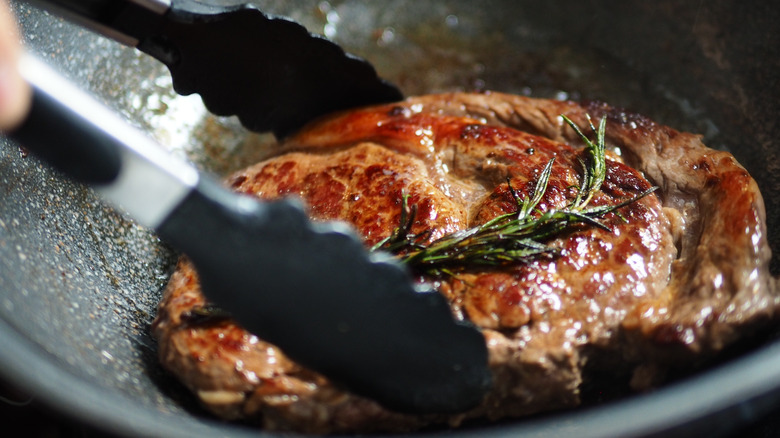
left=1, top=0, right=779, bottom=437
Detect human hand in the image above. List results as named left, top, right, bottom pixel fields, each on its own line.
left=0, top=0, right=31, bottom=132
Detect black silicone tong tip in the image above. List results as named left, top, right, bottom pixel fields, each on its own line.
left=157, top=179, right=493, bottom=413
left=141, top=1, right=403, bottom=138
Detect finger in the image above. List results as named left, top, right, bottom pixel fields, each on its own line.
left=0, top=1, right=31, bottom=132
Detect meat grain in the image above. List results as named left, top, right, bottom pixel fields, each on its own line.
left=152, top=92, right=778, bottom=433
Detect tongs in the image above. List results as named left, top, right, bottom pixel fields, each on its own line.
left=23, top=0, right=403, bottom=138
left=7, top=0, right=491, bottom=413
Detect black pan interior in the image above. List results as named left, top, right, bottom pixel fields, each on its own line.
left=0, top=1, right=778, bottom=437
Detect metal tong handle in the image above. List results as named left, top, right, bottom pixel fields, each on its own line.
left=22, top=0, right=170, bottom=46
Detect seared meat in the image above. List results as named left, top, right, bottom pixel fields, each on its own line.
left=152, top=92, right=777, bottom=433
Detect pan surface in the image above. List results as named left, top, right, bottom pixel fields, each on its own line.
left=1, top=1, right=779, bottom=437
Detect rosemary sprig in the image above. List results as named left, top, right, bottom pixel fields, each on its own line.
left=372, top=115, right=657, bottom=277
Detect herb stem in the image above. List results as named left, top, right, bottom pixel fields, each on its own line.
left=373, top=115, right=657, bottom=277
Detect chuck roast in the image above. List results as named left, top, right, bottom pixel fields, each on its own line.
left=152, top=92, right=778, bottom=434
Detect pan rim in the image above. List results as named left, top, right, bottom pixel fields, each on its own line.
left=3, top=310, right=780, bottom=437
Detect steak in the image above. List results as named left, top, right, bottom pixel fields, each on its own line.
left=152, top=92, right=778, bottom=433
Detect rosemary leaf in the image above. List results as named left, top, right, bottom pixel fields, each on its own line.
left=372, top=114, right=657, bottom=277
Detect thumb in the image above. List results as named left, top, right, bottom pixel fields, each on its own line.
left=0, top=1, right=31, bottom=133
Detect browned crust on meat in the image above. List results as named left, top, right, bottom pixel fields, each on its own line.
left=403, top=93, right=777, bottom=356
left=152, top=92, right=777, bottom=433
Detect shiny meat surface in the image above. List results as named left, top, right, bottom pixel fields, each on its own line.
left=152, top=92, right=777, bottom=433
